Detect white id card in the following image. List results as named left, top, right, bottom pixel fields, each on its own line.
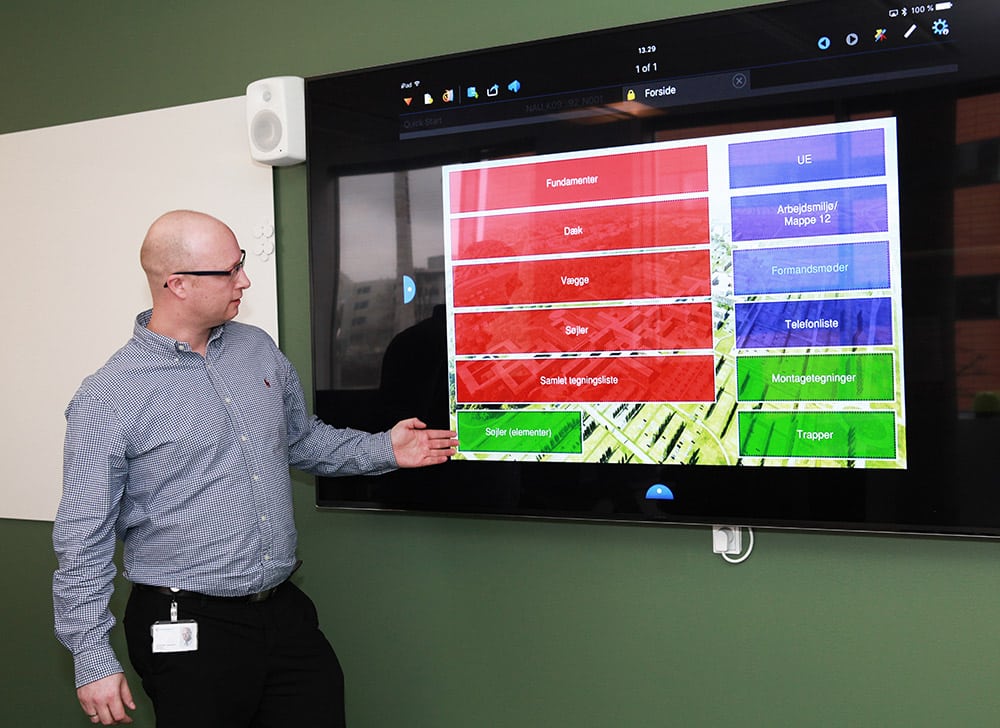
left=151, top=620, right=199, bottom=653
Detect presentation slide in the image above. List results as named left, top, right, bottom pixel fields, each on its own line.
left=442, top=119, right=906, bottom=468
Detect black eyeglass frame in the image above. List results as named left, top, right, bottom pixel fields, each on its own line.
left=163, top=249, right=246, bottom=288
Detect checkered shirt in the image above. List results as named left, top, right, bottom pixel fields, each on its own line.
left=53, top=310, right=396, bottom=687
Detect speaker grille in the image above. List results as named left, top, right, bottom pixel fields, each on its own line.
left=250, top=109, right=283, bottom=153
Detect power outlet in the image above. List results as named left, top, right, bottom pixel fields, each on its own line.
left=712, top=525, right=742, bottom=554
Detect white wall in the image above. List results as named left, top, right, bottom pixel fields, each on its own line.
left=0, top=96, right=277, bottom=520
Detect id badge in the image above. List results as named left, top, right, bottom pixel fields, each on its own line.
left=150, top=599, right=198, bottom=653
left=151, top=619, right=198, bottom=653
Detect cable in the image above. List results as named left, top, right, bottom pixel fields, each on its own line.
left=721, top=526, right=754, bottom=564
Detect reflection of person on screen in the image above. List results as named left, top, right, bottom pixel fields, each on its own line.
left=379, top=303, right=449, bottom=429
left=378, top=303, right=520, bottom=507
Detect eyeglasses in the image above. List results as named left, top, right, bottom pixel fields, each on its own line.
left=163, top=250, right=246, bottom=288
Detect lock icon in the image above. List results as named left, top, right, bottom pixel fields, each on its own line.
left=626, top=89, right=636, bottom=101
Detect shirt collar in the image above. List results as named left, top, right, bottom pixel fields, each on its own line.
left=133, top=309, right=226, bottom=356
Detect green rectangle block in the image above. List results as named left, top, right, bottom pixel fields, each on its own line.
left=457, top=410, right=582, bottom=454
left=739, top=411, right=897, bottom=459
left=737, top=353, right=895, bottom=402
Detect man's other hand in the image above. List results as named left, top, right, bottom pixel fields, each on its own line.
left=77, top=672, right=136, bottom=725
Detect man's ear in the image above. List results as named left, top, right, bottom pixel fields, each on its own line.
left=162, top=275, right=188, bottom=297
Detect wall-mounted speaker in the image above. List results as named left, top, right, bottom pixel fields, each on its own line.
left=246, top=76, right=306, bottom=166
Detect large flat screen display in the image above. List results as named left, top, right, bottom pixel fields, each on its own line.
left=306, top=0, right=1000, bottom=535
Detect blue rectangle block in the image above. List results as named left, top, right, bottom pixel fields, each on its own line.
left=729, top=128, right=886, bottom=188
left=733, top=241, right=891, bottom=295
left=731, top=185, right=888, bottom=241
left=735, top=297, right=894, bottom=349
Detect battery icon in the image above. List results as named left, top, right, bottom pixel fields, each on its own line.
left=935, top=2, right=953, bottom=9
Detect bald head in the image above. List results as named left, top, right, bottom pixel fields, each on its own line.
left=140, top=210, right=237, bottom=285
left=141, top=210, right=250, bottom=347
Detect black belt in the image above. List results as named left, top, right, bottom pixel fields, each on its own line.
left=134, top=581, right=283, bottom=603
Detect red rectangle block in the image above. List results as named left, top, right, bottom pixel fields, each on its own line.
left=454, top=303, right=713, bottom=355
left=452, top=249, right=710, bottom=306
left=449, top=146, right=709, bottom=213
left=456, top=355, right=716, bottom=403
left=452, top=198, right=709, bottom=260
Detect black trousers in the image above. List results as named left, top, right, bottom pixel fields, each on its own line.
left=124, top=581, right=345, bottom=728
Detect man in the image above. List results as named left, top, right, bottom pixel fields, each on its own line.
left=53, top=210, right=458, bottom=726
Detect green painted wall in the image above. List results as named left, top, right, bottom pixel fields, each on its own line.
left=3, top=1, right=999, bottom=725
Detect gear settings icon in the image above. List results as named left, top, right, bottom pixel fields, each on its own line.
left=932, top=18, right=950, bottom=36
